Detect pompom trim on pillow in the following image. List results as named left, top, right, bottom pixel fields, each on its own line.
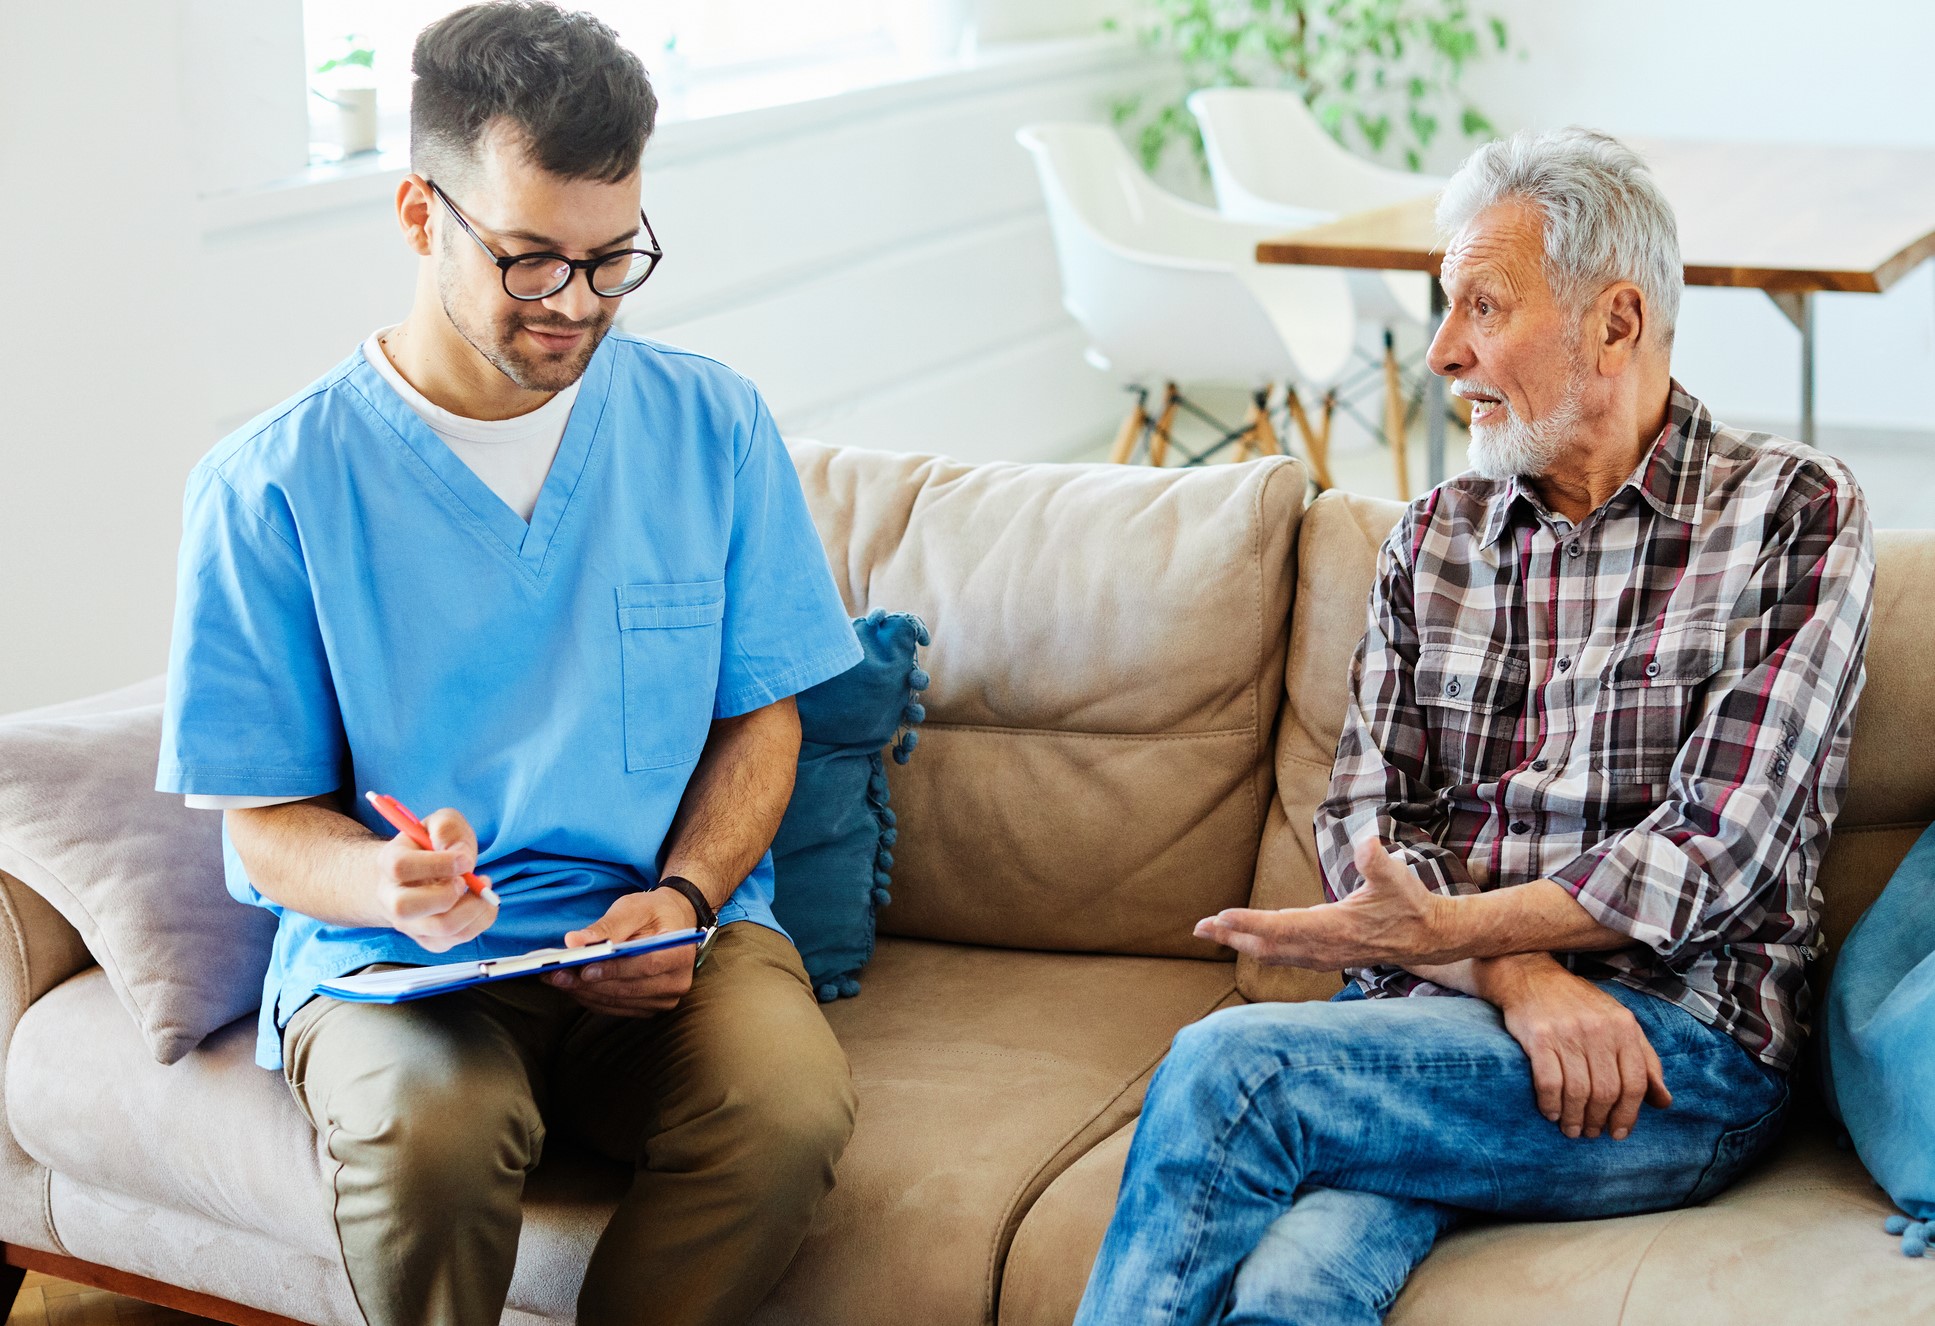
left=813, top=609, right=929, bottom=1004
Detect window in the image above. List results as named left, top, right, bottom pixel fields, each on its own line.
left=302, top=1, right=941, bottom=161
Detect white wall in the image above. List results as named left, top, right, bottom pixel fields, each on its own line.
left=0, top=4, right=213, bottom=719
left=201, top=41, right=1151, bottom=462
left=0, top=0, right=1146, bottom=715
left=1470, top=0, right=1935, bottom=432
left=10, top=0, right=1935, bottom=715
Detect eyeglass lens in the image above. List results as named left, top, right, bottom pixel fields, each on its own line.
left=504, top=251, right=654, bottom=300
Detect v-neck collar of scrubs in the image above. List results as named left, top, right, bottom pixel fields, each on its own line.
left=344, top=336, right=615, bottom=584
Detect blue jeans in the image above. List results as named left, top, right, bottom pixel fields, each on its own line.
left=1073, top=981, right=1789, bottom=1326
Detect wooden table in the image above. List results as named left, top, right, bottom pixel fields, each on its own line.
left=1256, top=137, right=1935, bottom=484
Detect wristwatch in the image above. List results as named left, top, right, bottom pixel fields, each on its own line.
left=655, top=875, right=720, bottom=969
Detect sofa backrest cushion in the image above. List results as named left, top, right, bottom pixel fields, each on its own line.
left=0, top=676, right=276, bottom=1063
left=1246, top=490, right=1400, bottom=1002
left=787, top=441, right=1306, bottom=959
left=1249, top=491, right=1935, bottom=1003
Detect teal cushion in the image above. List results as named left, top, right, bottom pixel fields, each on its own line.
left=1823, top=819, right=1935, bottom=1254
left=770, top=609, right=929, bottom=1001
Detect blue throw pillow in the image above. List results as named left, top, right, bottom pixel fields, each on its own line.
left=1822, top=819, right=1935, bottom=1255
left=770, top=609, right=929, bottom=1002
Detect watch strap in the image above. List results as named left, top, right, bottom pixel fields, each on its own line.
left=655, top=874, right=717, bottom=932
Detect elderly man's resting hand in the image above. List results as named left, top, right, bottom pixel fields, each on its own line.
left=1195, top=835, right=1633, bottom=969
left=1194, top=836, right=1671, bottom=1140
left=1473, top=953, right=1674, bottom=1141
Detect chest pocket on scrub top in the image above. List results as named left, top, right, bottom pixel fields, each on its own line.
left=1591, top=620, right=1726, bottom=787
left=1416, top=642, right=1528, bottom=785
left=617, top=580, right=725, bottom=772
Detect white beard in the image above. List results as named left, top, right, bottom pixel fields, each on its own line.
left=1459, top=366, right=1588, bottom=481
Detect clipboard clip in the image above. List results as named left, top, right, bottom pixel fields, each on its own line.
left=479, top=941, right=613, bottom=979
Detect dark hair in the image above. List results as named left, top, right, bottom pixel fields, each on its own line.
left=410, top=2, right=656, bottom=186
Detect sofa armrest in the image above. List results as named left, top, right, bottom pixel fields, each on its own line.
left=0, top=869, right=95, bottom=1253
left=0, top=871, right=93, bottom=1005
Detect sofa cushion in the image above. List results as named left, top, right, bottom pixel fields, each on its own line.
left=998, top=1118, right=1935, bottom=1324
left=0, top=675, right=276, bottom=1063
left=16, top=939, right=1236, bottom=1326
left=787, top=440, right=1305, bottom=959
left=1245, top=489, right=1401, bottom=1003
left=1821, top=820, right=1935, bottom=1225
left=772, top=609, right=930, bottom=1000
left=8, top=968, right=337, bottom=1258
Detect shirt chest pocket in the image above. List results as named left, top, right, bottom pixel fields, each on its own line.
left=617, top=580, right=725, bottom=772
left=1416, top=643, right=1528, bottom=785
left=1590, top=621, right=1727, bottom=787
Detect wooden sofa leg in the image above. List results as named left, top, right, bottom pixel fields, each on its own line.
left=0, top=1243, right=308, bottom=1326
left=1147, top=382, right=1180, bottom=468
left=0, top=1259, right=22, bottom=1318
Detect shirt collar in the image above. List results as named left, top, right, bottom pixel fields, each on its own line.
left=1476, top=380, right=1711, bottom=550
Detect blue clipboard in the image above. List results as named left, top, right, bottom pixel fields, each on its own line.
left=314, top=928, right=709, bottom=1004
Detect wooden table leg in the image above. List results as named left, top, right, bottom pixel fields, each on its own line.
left=1769, top=290, right=1816, bottom=446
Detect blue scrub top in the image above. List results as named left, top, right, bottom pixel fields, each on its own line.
left=157, top=332, right=863, bottom=1068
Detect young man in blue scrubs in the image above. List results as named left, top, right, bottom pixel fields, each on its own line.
left=155, top=6, right=864, bottom=1324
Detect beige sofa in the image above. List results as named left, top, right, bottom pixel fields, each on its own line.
left=0, top=441, right=1930, bottom=1325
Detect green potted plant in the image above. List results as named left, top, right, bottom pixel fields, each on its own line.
left=313, top=33, right=378, bottom=158
left=1108, top=0, right=1514, bottom=175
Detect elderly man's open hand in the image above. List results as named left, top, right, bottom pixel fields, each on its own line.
left=1193, top=836, right=1460, bottom=968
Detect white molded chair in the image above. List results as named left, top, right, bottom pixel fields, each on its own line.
left=1017, top=122, right=1360, bottom=480
left=1188, top=88, right=1447, bottom=495
left=1187, top=86, right=1442, bottom=326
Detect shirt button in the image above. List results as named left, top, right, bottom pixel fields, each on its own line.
left=1557, top=657, right=1571, bottom=672
left=1772, top=757, right=1789, bottom=777
left=1567, top=542, right=1583, bottom=558
left=1445, top=679, right=1461, bottom=698
left=1645, top=661, right=1661, bottom=678
left=1510, top=821, right=1530, bottom=835
left=1531, top=758, right=1549, bottom=772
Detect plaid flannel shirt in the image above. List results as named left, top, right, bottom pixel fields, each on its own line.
left=1317, top=383, right=1874, bottom=1071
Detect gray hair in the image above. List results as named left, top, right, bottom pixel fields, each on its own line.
left=1437, top=127, right=1682, bottom=347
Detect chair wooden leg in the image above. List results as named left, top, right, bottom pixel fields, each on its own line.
left=1284, top=385, right=1336, bottom=490
left=1250, top=388, right=1283, bottom=459
left=1147, top=382, right=1180, bottom=468
left=1318, top=390, right=1337, bottom=479
left=1384, top=334, right=1411, bottom=501
left=1232, top=394, right=1261, bottom=463
left=1109, top=393, right=1149, bottom=465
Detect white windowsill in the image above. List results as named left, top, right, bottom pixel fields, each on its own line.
left=198, top=34, right=1146, bottom=238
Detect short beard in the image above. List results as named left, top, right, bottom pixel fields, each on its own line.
left=1458, top=352, right=1589, bottom=482
left=437, top=232, right=614, bottom=393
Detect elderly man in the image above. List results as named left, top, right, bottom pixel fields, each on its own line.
left=1073, top=128, right=1874, bottom=1325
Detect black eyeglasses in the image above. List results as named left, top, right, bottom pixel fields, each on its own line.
left=426, top=179, right=663, bottom=301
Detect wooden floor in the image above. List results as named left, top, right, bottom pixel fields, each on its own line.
left=5, top=1272, right=221, bottom=1325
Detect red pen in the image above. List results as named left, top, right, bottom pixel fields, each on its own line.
left=364, top=791, right=495, bottom=900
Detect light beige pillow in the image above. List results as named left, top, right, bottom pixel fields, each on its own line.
left=0, top=675, right=276, bottom=1063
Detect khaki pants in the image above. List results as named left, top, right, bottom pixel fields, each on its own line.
left=282, top=922, right=856, bottom=1326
